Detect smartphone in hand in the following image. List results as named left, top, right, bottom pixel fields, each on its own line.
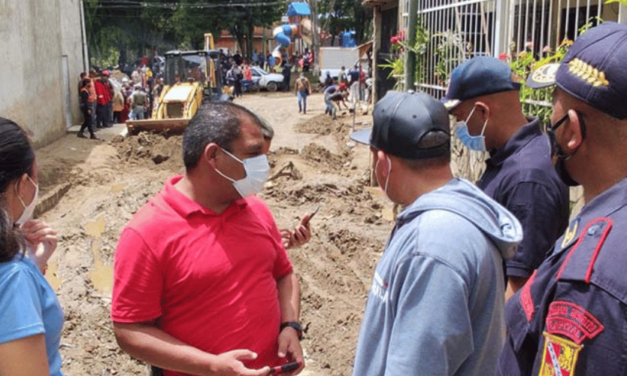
left=268, top=360, right=303, bottom=374
left=301, top=206, right=320, bottom=226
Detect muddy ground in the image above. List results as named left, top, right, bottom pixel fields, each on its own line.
left=35, top=92, right=395, bottom=376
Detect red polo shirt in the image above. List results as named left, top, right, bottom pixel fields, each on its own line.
left=112, top=175, right=293, bottom=375
left=94, top=79, right=111, bottom=105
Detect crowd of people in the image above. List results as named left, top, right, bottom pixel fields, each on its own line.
left=2, top=21, right=627, bottom=376
left=76, top=65, right=162, bottom=140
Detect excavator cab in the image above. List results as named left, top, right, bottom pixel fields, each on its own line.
left=126, top=49, right=228, bottom=135
left=125, top=33, right=228, bottom=135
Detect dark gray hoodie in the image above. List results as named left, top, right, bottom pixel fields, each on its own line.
left=352, top=178, right=522, bottom=376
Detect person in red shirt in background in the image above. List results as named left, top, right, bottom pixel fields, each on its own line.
left=94, top=71, right=112, bottom=128
left=112, top=102, right=305, bottom=376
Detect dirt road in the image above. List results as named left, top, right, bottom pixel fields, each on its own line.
left=36, top=92, right=394, bottom=376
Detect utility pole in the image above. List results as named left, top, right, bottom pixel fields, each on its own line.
left=310, top=0, right=320, bottom=75
left=404, top=0, right=418, bottom=91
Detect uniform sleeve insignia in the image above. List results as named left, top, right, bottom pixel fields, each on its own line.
left=531, top=64, right=560, bottom=84
left=561, top=218, right=580, bottom=249
left=520, top=270, right=537, bottom=322
left=546, top=301, right=604, bottom=345
left=540, top=332, right=582, bottom=376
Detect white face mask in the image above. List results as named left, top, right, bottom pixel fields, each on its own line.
left=215, top=148, right=270, bottom=198
left=15, top=176, right=39, bottom=226
left=455, top=106, right=488, bottom=152
left=374, top=155, right=392, bottom=199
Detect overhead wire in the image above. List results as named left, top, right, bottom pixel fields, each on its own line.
left=89, top=0, right=285, bottom=9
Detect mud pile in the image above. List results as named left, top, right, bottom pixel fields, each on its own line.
left=111, top=132, right=183, bottom=171
left=37, top=93, right=391, bottom=376
left=295, top=114, right=347, bottom=136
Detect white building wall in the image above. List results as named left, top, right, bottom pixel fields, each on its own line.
left=0, top=0, right=85, bottom=147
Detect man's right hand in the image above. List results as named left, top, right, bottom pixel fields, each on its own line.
left=208, top=350, right=270, bottom=376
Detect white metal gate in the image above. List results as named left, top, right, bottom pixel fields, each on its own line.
left=404, top=0, right=624, bottom=99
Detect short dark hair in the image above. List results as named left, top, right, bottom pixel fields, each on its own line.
left=0, top=118, right=34, bottom=263
left=182, top=102, right=264, bottom=170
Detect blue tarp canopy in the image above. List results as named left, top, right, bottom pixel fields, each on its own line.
left=287, top=2, right=311, bottom=16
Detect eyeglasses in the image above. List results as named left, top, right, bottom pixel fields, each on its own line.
left=545, top=111, right=587, bottom=162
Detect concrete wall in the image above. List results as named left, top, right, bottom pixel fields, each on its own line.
left=60, top=0, right=88, bottom=130
left=0, top=0, right=85, bottom=147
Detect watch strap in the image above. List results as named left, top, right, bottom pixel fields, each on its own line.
left=280, top=321, right=303, bottom=339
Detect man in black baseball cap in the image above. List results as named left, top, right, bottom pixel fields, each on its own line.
left=498, top=22, right=627, bottom=376
left=350, top=91, right=522, bottom=376
left=444, top=56, right=570, bottom=300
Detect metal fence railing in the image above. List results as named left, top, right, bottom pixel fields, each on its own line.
left=397, top=0, right=624, bottom=181
left=404, top=0, right=621, bottom=99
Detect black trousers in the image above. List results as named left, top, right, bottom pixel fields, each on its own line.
left=234, top=80, right=242, bottom=97
left=80, top=107, right=95, bottom=135
left=96, top=104, right=108, bottom=128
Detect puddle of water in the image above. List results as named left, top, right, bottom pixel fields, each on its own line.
left=85, top=213, right=114, bottom=296
left=45, top=261, right=62, bottom=291
left=90, top=242, right=113, bottom=296
left=111, top=183, right=125, bottom=193
left=85, top=213, right=106, bottom=238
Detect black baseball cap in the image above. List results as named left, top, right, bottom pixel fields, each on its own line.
left=527, top=22, right=627, bottom=120
left=442, top=56, right=522, bottom=110
left=350, top=91, right=450, bottom=159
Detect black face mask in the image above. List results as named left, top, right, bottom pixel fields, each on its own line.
left=546, top=112, right=586, bottom=187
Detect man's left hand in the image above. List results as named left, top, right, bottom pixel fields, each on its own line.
left=277, top=328, right=304, bottom=375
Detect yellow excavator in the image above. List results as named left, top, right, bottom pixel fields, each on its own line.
left=126, top=33, right=230, bottom=135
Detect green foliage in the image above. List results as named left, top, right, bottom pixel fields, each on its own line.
left=606, top=0, right=627, bottom=7
left=85, top=0, right=286, bottom=68
left=380, top=19, right=450, bottom=91
left=432, top=31, right=465, bottom=85
left=506, top=19, right=599, bottom=124
left=317, top=0, right=372, bottom=45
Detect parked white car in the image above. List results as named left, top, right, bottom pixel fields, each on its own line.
left=250, top=66, right=284, bottom=92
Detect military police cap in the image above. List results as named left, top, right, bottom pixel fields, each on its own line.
left=441, top=56, right=522, bottom=110
left=350, top=91, right=450, bottom=160
left=527, top=22, right=627, bottom=119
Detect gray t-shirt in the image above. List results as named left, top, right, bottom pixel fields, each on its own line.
left=131, top=91, right=147, bottom=107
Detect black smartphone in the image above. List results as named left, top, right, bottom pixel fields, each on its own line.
left=302, top=206, right=320, bottom=226
left=268, top=360, right=303, bottom=374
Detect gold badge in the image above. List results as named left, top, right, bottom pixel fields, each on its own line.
left=539, top=332, right=582, bottom=376
left=531, top=64, right=560, bottom=84
left=568, top=58, right=609, bottom=87
left=561, top=219, right=579, bottom=249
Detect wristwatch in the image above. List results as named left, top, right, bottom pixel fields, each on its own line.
left=280, top=321, right=303, bottom=340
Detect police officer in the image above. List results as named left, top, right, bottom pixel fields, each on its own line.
left=497, top=22, right=627, bottom=375
left=443, top=57, right=570, bottom=298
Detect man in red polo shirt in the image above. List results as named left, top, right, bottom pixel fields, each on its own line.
left=112, top=102, right=304, bottom=376
left=94, top=71, right=112, bottom=128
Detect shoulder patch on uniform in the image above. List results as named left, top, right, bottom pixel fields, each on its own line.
left=520, top=270, right=537, bottom=321
left=556, top=217, right=613, bottom=283
left=561, top=218, right=580, bottom=249
left=546, top=301, right=604, bottom=345
left=540, top=332, right=582, bottom=376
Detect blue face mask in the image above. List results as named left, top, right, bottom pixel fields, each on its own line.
left=455, top=106, right=488, bottom=152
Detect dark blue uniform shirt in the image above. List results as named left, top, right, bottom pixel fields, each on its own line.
left=478, top=118, right=569, bottom=278
left=498, top=178, right=627, bottom=375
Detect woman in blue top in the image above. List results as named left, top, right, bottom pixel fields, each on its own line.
left=0, top=117, right=64, bottom=376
